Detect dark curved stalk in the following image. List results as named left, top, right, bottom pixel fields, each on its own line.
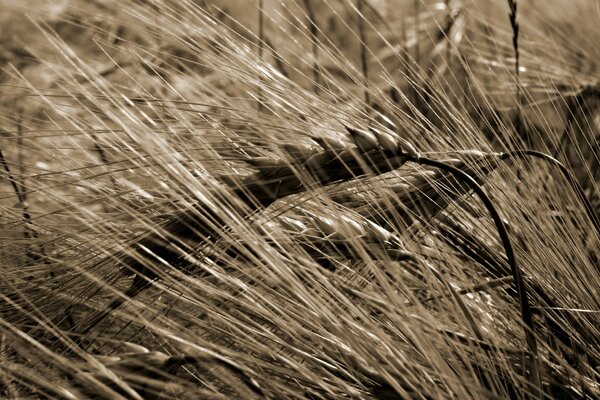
left=500, top=149, right=600, bottom=240
left=553, top=84, right=600, bottom=159
left=406, top=155, right=541, bottom=388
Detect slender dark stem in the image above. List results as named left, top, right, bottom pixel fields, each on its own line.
left=0, top=148, right=24, bottom=208
left=357, top=0, right=369, bottom=107
left=302, top=0, right=320, bottom=94
left=16, top=120, right=42, bottom=267
left=412, top=0, right=422, bottom=112
left=414, top=0, right=420, bottom=67
left=257, top=0, right=265, bottom=111
left=265, top=37, right=289, bottom=78
left=500, top=149, right=600, bottom=241
left=0, top=147, right=36, bottom=245
left=401, top=19, right=409, bottom=96
left=3, top=128, right=62, bottom=334
left=507, top=0, right=523, bottom=142
left=553, top=85, right=600, bottom=158
left=446, top=1, right=452, bottom=71
left=407, top=155, right=541, bottom=388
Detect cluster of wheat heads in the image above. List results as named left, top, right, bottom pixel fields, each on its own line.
left=0, top=0, right=599, bottom=398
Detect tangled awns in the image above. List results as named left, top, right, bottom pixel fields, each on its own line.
left=1, top=0, right=599, bottom=399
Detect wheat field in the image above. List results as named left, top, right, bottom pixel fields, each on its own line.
left=1, top=0, right=599, bottom=399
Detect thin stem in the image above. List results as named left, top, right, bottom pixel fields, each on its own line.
left=407, top=155, right=541, bottom=389
left=553, top=85, right=600, bottom=158
left=265, top=37, right=289, bottom=78
left=412, top=0, right=422, bottom=111
left=0, top=146, right=36, bottom=246
left=507, top=0, right=523, bottom=141
left=500, top=149, right=600, bottom=242
left=414, top=0, right=420, bottom=67
left=302, top=0, right=320, bottom=94
left=357, top=0, right=370, bottom=106
left=257, top=0, right=265, bottom=111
